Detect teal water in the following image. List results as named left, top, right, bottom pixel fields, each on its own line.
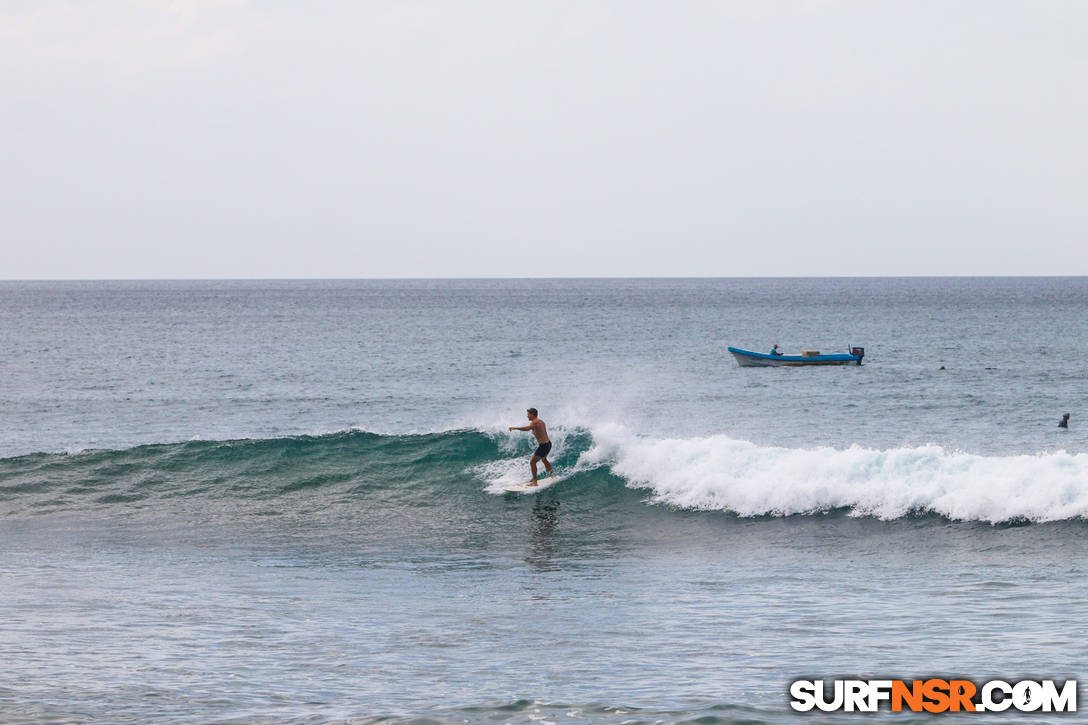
left=2, top=279, right=1087, bottom=723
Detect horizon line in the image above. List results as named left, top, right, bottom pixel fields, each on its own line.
left=3, top=274, right=1088, bottom=282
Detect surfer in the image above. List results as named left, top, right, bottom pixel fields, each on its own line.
left=508, top=408, right=553, bottom=486
left=1059, top=413, right=1070, bottom=429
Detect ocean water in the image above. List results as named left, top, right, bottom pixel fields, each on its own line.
left=1, top=278, right=1086, bottom=723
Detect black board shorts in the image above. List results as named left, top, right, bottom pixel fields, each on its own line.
left=533, top=441, right=552, bottom=458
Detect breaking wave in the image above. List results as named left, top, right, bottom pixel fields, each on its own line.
left=582, top=423, right=1088, bottom=523
left=1, top=425, right=1086, bottom=524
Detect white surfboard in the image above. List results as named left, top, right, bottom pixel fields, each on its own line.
left=503, top=475, right=565, bottom=494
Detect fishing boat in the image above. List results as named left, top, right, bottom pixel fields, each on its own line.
left=727, top=346, right=864, bottom=367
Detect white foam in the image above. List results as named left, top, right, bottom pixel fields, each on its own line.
left=475, top=457, right=536, bottom=493
left=578, top=423, right=1088, bottom=523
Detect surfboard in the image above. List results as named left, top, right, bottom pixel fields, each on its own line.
left=503, top=475, right=565, bottom=494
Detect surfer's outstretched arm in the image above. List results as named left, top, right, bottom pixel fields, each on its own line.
left=508, top=425, right=531, bottom=431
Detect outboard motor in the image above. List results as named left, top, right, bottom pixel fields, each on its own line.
left=850, top=346, right=865, bottom=365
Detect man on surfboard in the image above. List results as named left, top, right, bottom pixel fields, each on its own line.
left=508, top=408, right=553, bottom=486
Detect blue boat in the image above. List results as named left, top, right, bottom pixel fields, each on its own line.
left=728, top=346, right=865, bottom=367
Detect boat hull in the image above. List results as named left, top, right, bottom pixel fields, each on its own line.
left=727, top=347, right=860, bottom=367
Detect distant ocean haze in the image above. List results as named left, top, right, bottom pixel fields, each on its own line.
left=1, top=277, right=1084, bottom=457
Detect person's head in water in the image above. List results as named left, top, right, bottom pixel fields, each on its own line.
left=527, top=408, right=538, bottom=420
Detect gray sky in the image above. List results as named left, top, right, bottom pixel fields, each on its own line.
left=3, top=1, right=1086, bottom=278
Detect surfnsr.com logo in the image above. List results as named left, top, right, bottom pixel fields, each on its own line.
left=790, top=679, right=1077, bottom=713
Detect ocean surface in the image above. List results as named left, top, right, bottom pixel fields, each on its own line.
left=2, top=277, right=1086, bottom=723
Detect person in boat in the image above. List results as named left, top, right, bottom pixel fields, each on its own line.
left=508, top=408, right=553, bottom=485
left=770, top=344, right=783, bottom=356
left=1059, top=413, right=1070, bottom=429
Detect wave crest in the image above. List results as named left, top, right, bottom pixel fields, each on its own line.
left=583, top=424, right=1088, bottom=523
left=3, top=426, right=1086, bottom=524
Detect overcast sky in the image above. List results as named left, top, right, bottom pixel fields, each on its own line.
left=3, top=1, right=1086, bottom=278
